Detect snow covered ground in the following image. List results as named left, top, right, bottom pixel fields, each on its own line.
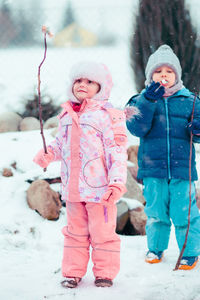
left=0, top=128, right=200, bottom=300
left=1, top=43, right=200, bottom=299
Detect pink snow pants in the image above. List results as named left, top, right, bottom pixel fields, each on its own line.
left=62, top=201, right=120, bottom=280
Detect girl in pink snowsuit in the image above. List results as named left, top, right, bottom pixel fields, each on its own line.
left=33, top=62, right=128, bottom=288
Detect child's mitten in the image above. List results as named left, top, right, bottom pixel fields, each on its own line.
left=144, top=81, right=165, bottom=101
left=187, top=120, right=200, bottom=136
left=33, top=147, right=54, bottom=168
left=101, top=184, right=127, bottom=206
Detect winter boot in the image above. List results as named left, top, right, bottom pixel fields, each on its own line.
left=145, top=250, right=163, bottom=264
left=94, top=277, right=113, bottom=287
left=61, top=277, right=81, bottom=288
left=178, top=256, right=199, bottom=270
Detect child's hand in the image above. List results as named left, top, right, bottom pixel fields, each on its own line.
left=33, top=147, right=54, bottom=168
left=187, top=120, right=200, bottom=136
left=144, top=81, right=165, bottom=101
left=101, top=184, right=127, bottom=206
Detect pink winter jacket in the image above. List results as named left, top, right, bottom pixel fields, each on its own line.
left=49, top=98, right=127, bottom=203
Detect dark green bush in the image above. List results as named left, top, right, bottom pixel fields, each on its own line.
left=130, top=0, right=200, bottom=94
left=18, top=92, right=61, bottom=121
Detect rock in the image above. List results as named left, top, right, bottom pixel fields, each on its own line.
left=51, top=127, right=58, bottom=137
left=127, top=145, right=139, bottom=165
left=196, top=187, right=200, bottom=209
left=0, top=112, right=22, bottom=132
left=27, top=179, right=62, bottom=220
left=127, top=145, right=143, bottom=183
left=197, top=199, right=200, bottom=210
left=128, top=165, right=138, bottom=182
left=2, top=168, right=13, bottom=177
left=44, top=116, right=59, bottom=129
left=116, top=200, right=129, bottom=232
left=116, top=198, right=147, bottom=236
left=129, top=206, right=147, bottom=235
left=19, top=117, right=40, bottom=131
left=11, top=162, right=17, bottom=169
left=124, top=168, right=145, bottom=205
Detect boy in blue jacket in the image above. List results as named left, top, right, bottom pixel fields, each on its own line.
left=126, top=45, right=200, bottom=269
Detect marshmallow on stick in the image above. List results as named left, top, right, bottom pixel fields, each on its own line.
left=42, top=25, right=53, bottom=38
left=161, top=79, right=168, bottom=84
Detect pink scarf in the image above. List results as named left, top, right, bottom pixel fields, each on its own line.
left=163, top=80, right=184, bottom=97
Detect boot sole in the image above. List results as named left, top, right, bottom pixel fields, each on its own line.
left=145, top=257, right=162, bottom=264
left=61, top=278, right=81, bottom=288
left=95, top=278, right=113, bottom=287
left=178, top=259, right=198, bottom=270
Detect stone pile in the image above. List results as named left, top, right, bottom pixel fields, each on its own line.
left=0, top=111, right=59, bottom=133
left=0, top=112, right=148, bottom=235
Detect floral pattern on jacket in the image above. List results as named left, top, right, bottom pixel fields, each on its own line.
left=49, top=99, right=127, bottom=203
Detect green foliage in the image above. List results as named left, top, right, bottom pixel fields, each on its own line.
left=61, top=1, right=75, bottom=29
left=19, top=92, right=61, bottom=121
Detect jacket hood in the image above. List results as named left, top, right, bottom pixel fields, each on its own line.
left=67, top=61, right=113, bottom=103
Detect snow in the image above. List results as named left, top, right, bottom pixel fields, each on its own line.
left=10, top=0, right=137, bottom=39
left=0, top=44, right=136, bottom=114
left=1, top=128, right=200, bottom=299
left=1, top=16, right=200, bottom=300
left=121, top=197, right=143, bottom=210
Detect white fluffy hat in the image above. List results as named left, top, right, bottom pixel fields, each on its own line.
left=145, top=45, right=182, bottom=86
left=68, top=61, right=113, bottom=103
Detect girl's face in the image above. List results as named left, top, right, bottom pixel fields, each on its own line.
left=152, top=66, right=176, bottom=88
left=72, top=78, right=100, bottom=102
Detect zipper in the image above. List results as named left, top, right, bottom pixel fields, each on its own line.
left=164, top=98, right=171, bottom=179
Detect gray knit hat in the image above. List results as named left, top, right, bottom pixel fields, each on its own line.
left=145, top=45, right=182, bottom=86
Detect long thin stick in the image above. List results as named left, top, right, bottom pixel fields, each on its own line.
left=37, top=26, right=53, bottom=171
left=37, top=30, right=48, bottom=154
left=174, top=93, right=197, bottom=270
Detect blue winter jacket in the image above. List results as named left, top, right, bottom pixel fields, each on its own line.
left=126, top=88, right=200, bottom=181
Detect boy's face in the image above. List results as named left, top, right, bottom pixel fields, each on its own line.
left=152, top=66, right=176, bottom=88
left=73, top=78, right=100, bottom=102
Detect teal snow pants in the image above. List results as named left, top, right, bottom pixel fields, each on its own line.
left=143, top=178, right=200, bottom=256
